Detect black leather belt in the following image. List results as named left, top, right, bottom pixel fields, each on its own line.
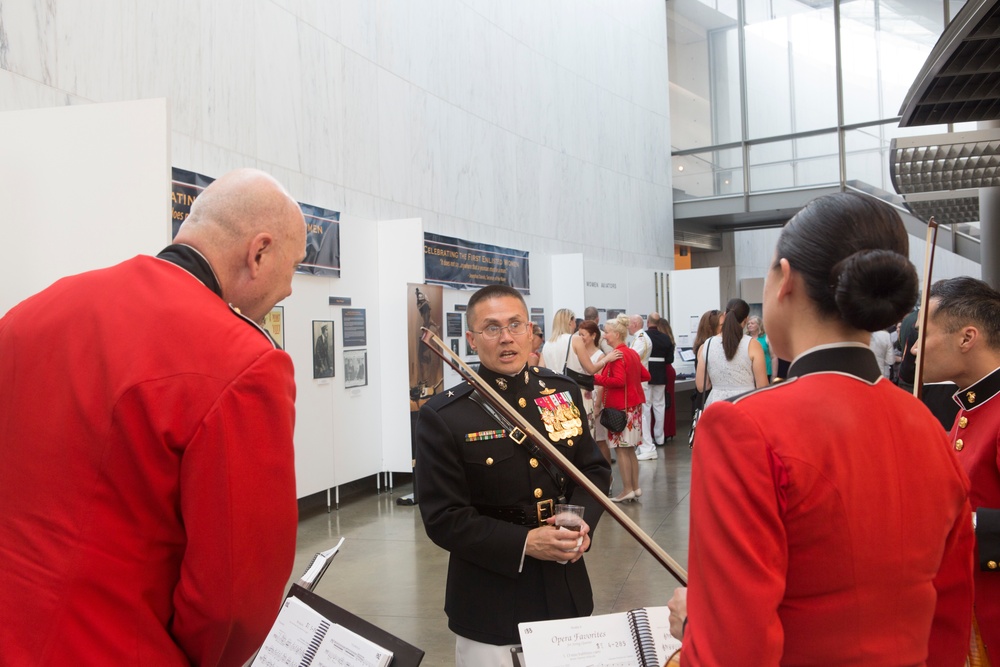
left=475, top=499, right=555, bottom=527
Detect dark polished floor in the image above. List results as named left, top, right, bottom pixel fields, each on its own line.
left=290, top=433, right=693, bottom=667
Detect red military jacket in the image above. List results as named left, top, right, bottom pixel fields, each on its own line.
left=0, top=247, right=298, bottom=666
left=947, top=367, right=1000, bottom=665
left=683, top=343, right=974, bottom=666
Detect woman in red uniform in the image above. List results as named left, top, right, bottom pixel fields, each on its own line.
left=669, top=192, right=974, bottom=665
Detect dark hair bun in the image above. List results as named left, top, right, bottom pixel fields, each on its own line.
left=832, top=249, right=917, bottom=331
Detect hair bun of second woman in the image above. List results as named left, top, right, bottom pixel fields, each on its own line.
left=831, top=249, right=917, bottom=332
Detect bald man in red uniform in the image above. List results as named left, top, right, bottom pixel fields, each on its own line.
left=0, top=169, right=307, bottom=665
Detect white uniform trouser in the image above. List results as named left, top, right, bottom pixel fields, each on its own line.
left=640, top=383, right=665, bottom=449
left=456, top=636, right=519, bottom=667
left=636, top=382, right=656, bottom=455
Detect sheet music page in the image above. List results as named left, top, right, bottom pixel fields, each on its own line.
left=312, top=622, right=393, bottom=667
left=518, top=612, right=640, bottom=667
left=252, top=596, right=328, bottom=667
left=644, top=606, right=683, bottom=663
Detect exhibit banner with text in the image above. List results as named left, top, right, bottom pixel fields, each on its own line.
left=423, top=232, right=529, bottom=292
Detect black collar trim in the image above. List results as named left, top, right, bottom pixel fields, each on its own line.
left=477, top=364, right=529, bottom=395
left=786, top=343, right=883, bottom=384
left=954, top=366, right=1000, bottom=411
left=155, top=244, right=222, bottom=299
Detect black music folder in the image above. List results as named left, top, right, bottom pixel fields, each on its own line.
left=252, top=537, right=424, bottom=667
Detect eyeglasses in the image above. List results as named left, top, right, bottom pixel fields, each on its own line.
left=469, top=321, right=529, bottom=340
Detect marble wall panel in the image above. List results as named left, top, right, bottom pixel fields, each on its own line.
left=375, top=68, right=411, bottom=204
left=376, top=68, right=437, bottom=211
left=490, top=126, right=517, bottom=230
left=201, top=0, right=256, bottom=156
left=5, top=0, right=672, bottom=271
left=298, top=23, right=344, bottom=184
left=408, top=85, right=438, bottom=212
left=134, top=0, right=202, bottom=138
left=338, top=0, right=376, bottom=61
left=449, top=3, right=504, bottom=128
left=254, top=1, right=302, bottom=171
left=514, top=136, right=541, bottom=230
left=594, top=166, right=621, bottom=246
left=511, top=41, right=540, bottom=146
left=311, top=0, right=340, bottom=41
left=461, top=0, right=511, bottom=33
left=300, top=173, right=346, bottom=214
left=0, top=68, right=84, bottom=112
left=342, top=48, right=379, bottom=194
left=54, top=0, right=133, bottom=101
left=345, top=187, right=378, bottom=220
left=0, top=0, right=56, bottom=84
left=374, top=0, right=417, bottom=83
left=170, top=131, right=202, bottom=175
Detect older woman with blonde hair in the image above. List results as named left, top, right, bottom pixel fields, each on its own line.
left=594, top=315, right=649, bottom=502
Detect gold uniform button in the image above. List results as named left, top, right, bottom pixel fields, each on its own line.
left=518, top=398, right=526, bottom=408
left=529, top=458, right=539, bottom=468
left=534, top=488, right=543, bottom=499
left=955, top=439, right=964, bottom=452
left=567, top=439, right=574, bottom=446
left=959, top=416, right=968, bottom=428
left=486, top=457, right=494, bottom=466
left=988, top=561, right=998, bottom=570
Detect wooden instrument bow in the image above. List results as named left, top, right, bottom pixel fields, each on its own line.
left=420, top=328, right=688, bottom=586
left=912, top=216, right=938, bottom=399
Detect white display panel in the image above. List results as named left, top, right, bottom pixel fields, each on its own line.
left=0, top=99, right=170, bottom=315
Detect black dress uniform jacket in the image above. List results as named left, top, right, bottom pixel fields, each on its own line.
left=415, top=363, right=612, bottom=645
left=646, top=327, right=674, bottom=385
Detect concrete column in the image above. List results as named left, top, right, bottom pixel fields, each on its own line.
left=980, top=186, right=1000, bottom=289
left=979, top=121, right=1000, bottom=289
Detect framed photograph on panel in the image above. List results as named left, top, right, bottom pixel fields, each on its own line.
left=450, top=339, right=460, bottom=356
left=263, top=306, right=284, bottom=349
left=312, top=320, right=335, bottom=379
left=344, top=349, right=368, bottom=388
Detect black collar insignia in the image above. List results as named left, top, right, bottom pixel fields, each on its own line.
left=954, top=367, right=1000, bottom=411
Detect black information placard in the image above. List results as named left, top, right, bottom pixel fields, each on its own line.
left=446, top=312, right=463, bottom=338
left=342, top=308, right=367, bottom=347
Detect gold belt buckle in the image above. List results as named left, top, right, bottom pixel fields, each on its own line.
left=509, top=427, right=526, bottom=444
left=536, top=498, right=554, bottom=526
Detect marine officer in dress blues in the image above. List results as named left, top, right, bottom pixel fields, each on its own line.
left=415, top=284, right=611, bottom=667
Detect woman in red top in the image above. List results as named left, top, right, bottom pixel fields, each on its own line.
left=594, top=314, right=650, bottom=503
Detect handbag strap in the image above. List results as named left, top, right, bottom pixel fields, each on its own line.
left=561, top=334, right=572, bottom=374
left=703, top=338, right=711, bottom=392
